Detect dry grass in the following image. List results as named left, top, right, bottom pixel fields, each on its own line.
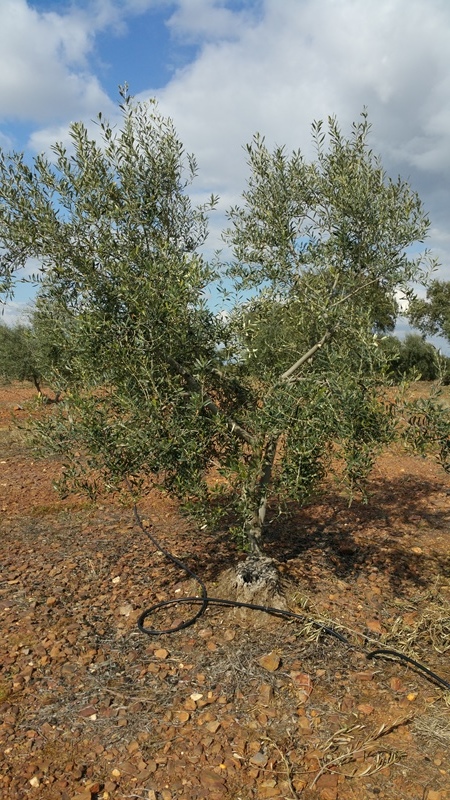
left=414, top=708, right=450, bottom=745
left=311, top=717, right=411, bottom=786
left=381, top=585, right=450, bottom=657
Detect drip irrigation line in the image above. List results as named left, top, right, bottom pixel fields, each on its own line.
left=132, top=504, right=450, bottom=692
left=365, top=648, right=450, bottom=688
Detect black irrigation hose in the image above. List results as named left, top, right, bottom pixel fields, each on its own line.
left=132, top=504, right=450, bottom=692
left=366, top=648, right=450, bottom=689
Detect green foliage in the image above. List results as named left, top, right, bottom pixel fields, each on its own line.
left=226, top=113, right=431, bottom=300
left=409, top=280, right=450, bottom=342
left=399, top=334, right=440, bottom=381
left=1, top=95, right=449, bottom=552
left=401, top=391, right=450, bottom=474
left=0, top=294, right=71, bottom=396
left=0, top=321, right=41, bottom=389
left=379, top=333, right=450, bottom=383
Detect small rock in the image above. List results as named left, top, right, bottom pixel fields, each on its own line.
left=250, top=751, right=268, bottom=766
left=154, top=648, right=169, bottom=659
left=200, top=769, right=225, bottom=789
left=320, top=789, right=338, bottom=800
left=29, top=777, right=40, bottom=788
left=205, top=720, right=221, bottom=733
left=291, top=672, right=313, bottom=699
left=258, top=786, right=281, bottom=798
left=353, top=671, right=374, bottom=681
left=357, top=703, right=374, bottom=714
left=175, top=710, right=190, bottom=724
left=390, top=677, right=406, bottom=692
left=79, top=706, right=97, bottom=718
left=366, top=619, right=383, bottom=634
left=258, top=683, right=274, bottom=705
left=315, top=772, right=338, bottom=790
left=258, top=652, right=281, bottom=672
left=86, top=782, right=102, bottom=794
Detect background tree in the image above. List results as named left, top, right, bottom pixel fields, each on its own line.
left=0, top=95, right=448, bottom=565
left=0, top=293, right=71, bottom=399
left=0, top=321, right=43, bottom=392
left=378, top=333, right=449, bottom=383
left=409, top=279, right=450, bottom=342
left=397, top=333, right=441, bottom=382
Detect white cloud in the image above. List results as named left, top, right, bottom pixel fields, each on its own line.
left=2, top=0, right=450, bottom=288
left=0, top=300, right=31, bottom=326
left=0, top=0, right=169, bottom=130
left=0, top=0, right=113, bottom=124
left=0, top=131, right=13, bottom=151
left=151, top=0, right=450, bottom=178
left=168, top=0, right=258, bottom=42
left=84, top=0, right=171, bottom=33
left=134, top=0, right=450, bottom=280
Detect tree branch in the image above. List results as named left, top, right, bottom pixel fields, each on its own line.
left=166, top=355, right=256, bottom=446
left=279, top=329, right=331, bottom=383
left=278, top=274, right=382, bottom=386
left=329, top=275, right=381, bottom=311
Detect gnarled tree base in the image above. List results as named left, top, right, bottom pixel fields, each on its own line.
left=215, top=555, right=290, bottom=615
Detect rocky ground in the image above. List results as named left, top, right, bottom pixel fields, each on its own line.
left=0, top=382, right=449, bottom=800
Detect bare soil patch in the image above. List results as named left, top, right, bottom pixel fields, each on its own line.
left=1, top=382, right=449, bottom=800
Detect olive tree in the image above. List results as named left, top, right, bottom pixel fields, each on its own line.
left=0, top=322, right=43, bottom=391
left=409, top=279, right=450, bottom=342
left=0, top=294, right=73, bottom=399
left=0, top=93, right=448, bottom=559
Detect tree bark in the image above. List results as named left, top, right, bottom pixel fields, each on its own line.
left=32, top=375, right=43, bottom=395
left=244, top=436, right=277, bottom=555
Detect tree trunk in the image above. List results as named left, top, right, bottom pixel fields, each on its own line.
left=32, top=374, right=42, bottom=395
left=244, top=436, right=278, bottom=555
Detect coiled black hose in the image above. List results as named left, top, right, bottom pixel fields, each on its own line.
left=133, top=504, right=450, bottom=692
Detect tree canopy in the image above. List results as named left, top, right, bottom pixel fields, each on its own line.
left=0, top=91, right=448, bottom=553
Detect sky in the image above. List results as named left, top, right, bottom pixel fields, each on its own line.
left=1, top=0, right=450, bottom=348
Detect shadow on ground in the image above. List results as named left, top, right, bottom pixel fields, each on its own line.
left=258, top=474, right=450, bottom=593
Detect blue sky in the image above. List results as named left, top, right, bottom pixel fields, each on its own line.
left=1, top=0, right=450, bottom=349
